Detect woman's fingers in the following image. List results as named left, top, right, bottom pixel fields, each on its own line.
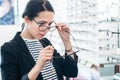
left=56, top=23, right=70, bottom=32
left=39, top=45, right=54, bottom=61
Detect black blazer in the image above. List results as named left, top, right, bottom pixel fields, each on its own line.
left=1, top=32, right=78, bottom=80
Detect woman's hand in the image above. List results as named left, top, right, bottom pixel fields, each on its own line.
left=56, top=23, right=70, bottom=42
left=28, top=46, right=54, bottom=80
left=36, top=45, right=54, bottom=70
left=55, top=23, right=74, bottom=59
left=56, top=23, right=73, bottom=52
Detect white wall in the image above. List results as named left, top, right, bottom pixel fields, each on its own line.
left=0, top=25, right=21, bottom=46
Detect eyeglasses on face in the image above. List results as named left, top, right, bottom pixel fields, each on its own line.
left=33, top=19, right=57, bottom=32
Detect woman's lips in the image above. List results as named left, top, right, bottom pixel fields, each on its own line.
left=38, top=34, right=45, bottom=38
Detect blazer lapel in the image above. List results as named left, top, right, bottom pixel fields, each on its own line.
left=14, top=32, right=35, bottom=66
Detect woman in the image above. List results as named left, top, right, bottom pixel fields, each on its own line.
left=1, top=0, right=78, bottom=80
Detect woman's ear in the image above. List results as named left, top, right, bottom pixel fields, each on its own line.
left=24, top=16, right=30, bottom=24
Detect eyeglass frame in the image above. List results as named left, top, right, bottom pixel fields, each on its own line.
left=33, top=19, right=57, bottom=32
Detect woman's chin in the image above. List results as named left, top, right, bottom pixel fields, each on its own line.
left=37, top=36, right=44, bottom=40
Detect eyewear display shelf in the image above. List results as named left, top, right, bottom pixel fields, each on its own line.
left=66, top=0, right=99, bottom=79
left=66, top=0, right=99, bottom=69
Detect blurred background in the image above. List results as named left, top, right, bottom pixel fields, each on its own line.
left=0, top=0, right=120, bottom=80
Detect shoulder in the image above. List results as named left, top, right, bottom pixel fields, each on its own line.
left=1, top=40, right=19, bottom=66
left=1, top=39, right=16, bottom=50
left=1, top=39, right=18, bottom=57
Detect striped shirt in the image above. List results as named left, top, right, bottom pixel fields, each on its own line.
left=23, top=38, right=58, bottom=80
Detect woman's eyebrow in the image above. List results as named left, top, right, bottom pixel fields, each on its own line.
left=38, top=21, right=47, bottom=24
left=38, top=20, right=54, bottom=25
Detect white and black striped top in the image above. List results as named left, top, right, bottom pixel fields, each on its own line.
left=23, top=38, right=58, bottom=80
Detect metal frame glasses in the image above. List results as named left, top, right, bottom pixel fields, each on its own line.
left=33, top=19, right=57, bottom=32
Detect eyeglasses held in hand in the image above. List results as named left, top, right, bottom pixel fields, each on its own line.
left=40, top=30, right=79, bottom=59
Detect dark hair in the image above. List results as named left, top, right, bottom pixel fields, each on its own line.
left=22, top=0, right=55, bottom=21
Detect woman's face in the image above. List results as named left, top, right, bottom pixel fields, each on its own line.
left=25, top=11, right=54, bottom=40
